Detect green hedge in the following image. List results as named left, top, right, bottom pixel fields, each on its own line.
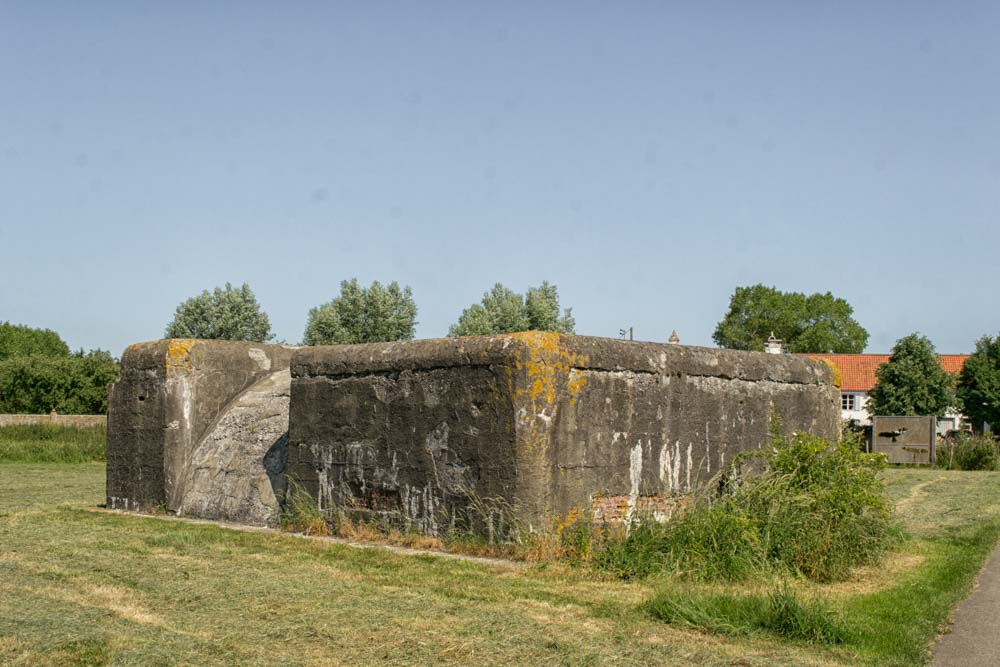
left=0, top=351, right=119, bottom=415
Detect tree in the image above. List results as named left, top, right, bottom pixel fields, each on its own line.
left=303, top=279, right=417, bottom=345
left=712, top=284, right=868, bottom=353
left=957, top=334, right=1000, bottom=432
left=867, top=334, right=954, bottom=417
left=449, top=281, right=575, bottom=337
left=0, top=322, right=70, bottom=360
left=0, top=350, right=119, bottom=414
left=165, top=282, right=273, bottom=342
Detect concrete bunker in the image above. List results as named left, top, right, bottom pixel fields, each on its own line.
left=286, top=333, right=839, bottom=534
left=106, top=339, right=294, bottom=525
left=106, top=333, right=840, bottom=534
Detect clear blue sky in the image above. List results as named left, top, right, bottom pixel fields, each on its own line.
left=1, top=2, right=997, bottom=356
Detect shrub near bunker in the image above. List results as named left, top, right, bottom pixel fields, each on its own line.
left=937, top=433, right=1000, bottom=471
left=592, top=427, right=895, bottom=582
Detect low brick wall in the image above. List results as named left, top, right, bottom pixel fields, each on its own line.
left=0, top=414, right=106, bottom=428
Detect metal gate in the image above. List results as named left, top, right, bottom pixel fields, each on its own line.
left=871, top=415, right=936, bottom=465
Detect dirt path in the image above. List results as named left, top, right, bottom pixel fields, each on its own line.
left=932, top=545, right=1000, bottom=666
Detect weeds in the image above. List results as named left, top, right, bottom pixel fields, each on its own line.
left=645, top=583, right=847, bottom=644
left=276, top=426, right=895, bottom=586
left=278, top=480, right=330, bottom=536
left=937, top=433, right=999, bottom=471
left=591, top=428, right=895, bottom=583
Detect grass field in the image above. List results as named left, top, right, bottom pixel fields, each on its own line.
left=0, top=424, right=106, bottom=463
left=2, top=462, right=999, bottom=666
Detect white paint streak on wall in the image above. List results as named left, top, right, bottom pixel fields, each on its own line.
left=180, top=378, right=192, bottom=434
left=686, top=443, right=693, bottom=492
left=672, top=441, right=681, bottom=492
left=659, top=442, right=671, bottom=487
left=626, top=442, right=643, bottom=523
left=705, top=423, right=711, bottom=474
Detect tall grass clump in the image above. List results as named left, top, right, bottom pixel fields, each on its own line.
left=937, top=433, right=999, bottom=471
left=0, top=424, right=106, bottom=463
left=594, top=425, right=895, bottom=582
left=279, top=480, right=330, bottom=536
left=645, top=583, right=847, bottom=644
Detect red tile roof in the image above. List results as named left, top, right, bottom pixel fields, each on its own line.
left=806, top=354, right=969, bottom=391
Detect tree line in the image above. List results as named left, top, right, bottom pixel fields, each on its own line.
left=5, top=280, right=999, bottom=427
left=865, top=332, right=1000, bottom=432
left=164, top=279, right=576, bottom=345
left=0, top=322, right=119, bottom=414
left=160, top=281, right=1000, bottom=431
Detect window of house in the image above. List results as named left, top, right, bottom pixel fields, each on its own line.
left=841, top=394, right=856, bottom=411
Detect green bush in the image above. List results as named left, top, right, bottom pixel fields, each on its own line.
left=742, top=433, right=895, bottom=581
left=0, top=424, right=107, bottom=463
left=0, top=351, right=119, bottom=414
left=0, top=321, right=70, bottom=360
left=593, top=429, right=895, bottom=582
left=937, top=434, right=999, bottom=471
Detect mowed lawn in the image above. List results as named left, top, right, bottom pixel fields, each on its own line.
left=2, top=463, right=1000, bottom=666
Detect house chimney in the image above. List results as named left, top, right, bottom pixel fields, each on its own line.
left=765, top=332, right=783, bottom=354
left=668, top=330, right=680, bottom=345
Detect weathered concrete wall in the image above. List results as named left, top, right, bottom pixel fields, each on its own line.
left=287, top=333, right=839, bottom=535
left=0, top=414, right=106, bottom=428
left=106, top=339, right=293, bottom=525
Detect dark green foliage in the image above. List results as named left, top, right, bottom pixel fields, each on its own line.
left=957, top=334, right=1000, bottom=432
left=937, top=433, right=999, bottom=471
left=0, top=321, right=70, bottom=360
left=449, top=281, right=575, bottom=337
left=867, top=333, right=955, bottom=417
left=0, top=424, right=107, bottom=462
left=302, top=279, right=417, bottom=345
left=594, top=503, right=764, bottom=581
left=646, top=584, right=847, bottom=644
left=165, top=282, right=273, bottom=342
left=713, top=284, right=868, bottom=353
left=593, top=430, right=894, bottom=582
left=744, top=434, right=895, bottom=581
left=0, top=350, right=119, bottom=414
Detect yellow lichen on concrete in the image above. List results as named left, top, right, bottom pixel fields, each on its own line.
left=566, top=370, right=589, bottom=407
left=166, top=339, right=196, bottom=377
left=812, top=357, right=842, bottom=388
left=507, top=332, right=590, bottom=463
left=124, top=340, right=166, bottom=353
left=509, top=332, right=589, bottom=408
